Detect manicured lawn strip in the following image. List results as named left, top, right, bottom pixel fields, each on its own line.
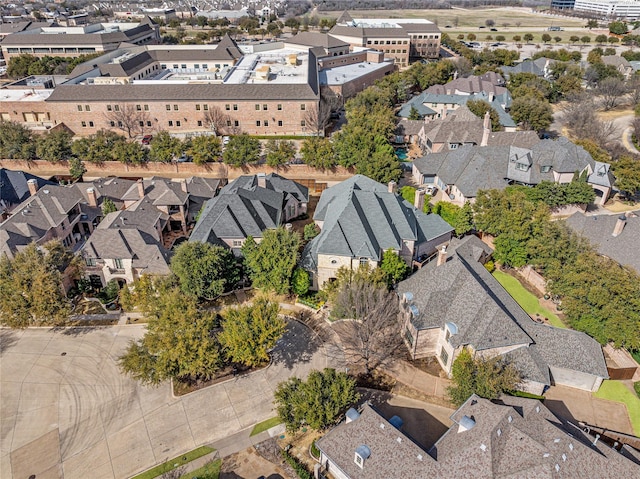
left=130, top=446, right=215, bottom=479
left=180, top=459, right=222, bottom=479
left=250, top=416, right=283, bottom=436
left=593, top=380, right=640, bottom=436
left=492, top=270, right=566, bottom=329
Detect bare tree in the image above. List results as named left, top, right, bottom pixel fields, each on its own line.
left=305, top=95, right=341, bottom=136
left=203, top=106, right=240, bottom=135
left=331, top=280, right=403, bottom=375
left=597, top=77, right=628, bottom=110
left=104, top=104, right=151, bottom=138
left=562, top=99, right=617, bottom=146
left=627, top=75, right=640, bottom=105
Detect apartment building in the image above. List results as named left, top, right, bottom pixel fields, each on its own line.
left=0, top=17, right=160, bottom=62
left=329, top=11, right=441, bottom=68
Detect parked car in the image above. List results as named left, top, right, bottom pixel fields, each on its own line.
left=141, top=135, right=153, bottom=145
left=176, top=153, right=191, bottom=163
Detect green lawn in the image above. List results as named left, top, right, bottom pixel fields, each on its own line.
left=250, top=416, right=283, bottom=436
left=593, top=380, right=640, bottom=436
left=492, top=270, right=566, bottom=329
left=180, top=459, right=222, bottom=479
left=130, top=446, right=215, bottom=479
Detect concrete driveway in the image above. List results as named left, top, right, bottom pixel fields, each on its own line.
left=0, top=320, right=331, bottom=479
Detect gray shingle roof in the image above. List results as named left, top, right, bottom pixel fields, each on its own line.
left=565, top=211, right=640, bottom=273
left=0, top=169, right=55, bottom=212
left=397, top=238, right=609, bottom=381
left=426, top=75, right=509, bottom=97
left=286, top=32, right=350, bottom=49
left=302, top=175, right=453, bottom=271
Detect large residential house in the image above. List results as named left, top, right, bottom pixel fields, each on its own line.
left=316, top=396, right=640, bottom=478
left=0, top=17, right=160, bottom=62
left=0, top=168, right=54, bottom=219
left=300, top=175, right=453, bottom=290
left=397, top=236, right=609, bottom=395
left=412, top=137, right=614, bottom=205
left=329, top=11, right=441, bottom=67
left=414, top=106, right=538, bottom=154
left=565, top=210, right=640, bottom=274
left=0, top=182, right=100, bottom=259
left=190, top=173, right=308, bottom=254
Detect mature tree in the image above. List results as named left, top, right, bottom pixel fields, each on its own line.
left=291, top=268, right=310, bottom=296
left=597, top=77, right=628, bottom=110
left=68, top=157, right=86, bottom=181
left=187, top=135, right=222, bottom=165
left=580, top=36, right=591, bottom=45
left=300, top=136, right=335, bottom=168
left=510, top=96, right=553, bottom=132
left=265, top=139, right=296, bottom=167
left=218, top=297, right=285, bottom=367
left=523, top=33, right=534, bottom=43
left=447, top=348, right=521, bottom=406
left=274, top=368, right=359, bottom=431
left=72, top=130, right=127, bottom=164
left=466, top=99, right=501, bottom=131
left=586, top=19, right=599, bottom=29
left=170, top=242, right=240, bottom=300
left=380, top=249, right=409, bottom=285
left=569, top=35, right=580, bottom=44
left=119, top=284, right=222, bottom=384
left=101, top=197, right=118, bottom=215
left=0, top=242, right=75, bottom=327
left=595, top=34, right=608, bottom=45
left=241, top=227, right=300, bottom=294
left=35, top=130, right=73, bottom=162
left=331, top=278, right=402, bottom=374
left=609, top=21, right=629, bottom=35
left=408, top=105, right=422, bottom=120
left=454, top=203, right=474, bottom=236
left=542, top=33, right=552, bottom=44
left=112, top=139, right=148, bottom=165
left=104, top=104, right=151, bottom=138
left=149, top=131, right=183, bottom=162
left=222, top=133, right=260, bottom=166
left=0, top=120, right=35, bottom=159
left=611, top=156, right=640, bottom=196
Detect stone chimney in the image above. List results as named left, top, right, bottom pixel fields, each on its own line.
left=414, top=188, right=425, bottom=211
left=137, top=178, right=145, bottom=199
left=86, top=187, right=98, bottom=207
left=612, top=214, right=627, bottom=237
left=388, top=181, right=397, bottom=194
left=481, top=111, right=491, bottom=147
left=257, top=173, right=266, bottom=189
left=437, top=245, right=447, bottom=266
left=27, top=179, right=39, bottom=196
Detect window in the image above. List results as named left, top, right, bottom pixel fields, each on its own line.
left=264, top=120, right=269, bottom=126
left=227, top=120, right=232, bottom=126
left=277, top=104, right=282, bottom=110
left=144, top=104, right=149, bottom=111
left=194, top=64, right=200, bottom=69
left=136, top=104, right=142, bottom=111
left=77, top=105, right=83, bottom=112
left=203, top=104, right=208, bottom=111
left=181, top=64, right=187, bottom=69
left=263, top=104, right=268, bottom=110
left=166, top=104, right=171, bottom=111
left=85, top=258, right=96, bottom=267
left=89, top=121, right=94, bottom=127
left=301, top=120, right=306, bottom=127
left=449, top=143, right=458, bottom=150
left=168, top=120, right=173, bottom=127
left=110, top=121, right=115, bottom=127
left=117, top=121, right=123, bottom=127
left=176, top=120, right=181, bottom=127
left=146, top=121, right=152, bottom=127
left=161, top=64, right=167, bottom=69
left=107, top=105, right=112, bottom=111
left=173, top=105, right=179, bottom=111
left=196, top=104, right=201, bottom=111
left=81, top=121, right=87, bottom=127
left=256, top=120, right=261, bottom=126
left=139, top=121, right=144, bottom=127
left=114, top=259, right=124, bottom=270
left=359, top=257, right=368, bottom=266
left=541, top=165, right=552, bottom=173
left=516, top=162, right=529, bottom=171
left=233, top=240, right=243, bottom=247
left=278, top=120, right=283, bottom=127
left=202, top=64, right=208, bottom=69
left=225, top=104, right=230, bottom=111
left=255, top=104, right=261, bottom=110
left=197, top=120, right=202, bottom=127
left=234, top=120, right=239, bottom=127
left=355, top=454, right=363, bottom=468
left=445, top=329, right=451, bottom=343
left=173, top=64, right=178, bottom=69
left=233, top=104, right=238, bottom=111
left=300, top=104, right=306, bottom=111
left=440, top=347, right=449, bottom=366
left=114, top=105, right=120, bottom=112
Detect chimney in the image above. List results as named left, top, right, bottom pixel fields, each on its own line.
left=388, top=181, right=397, bottom=193
left=181, top=180, right=187, bottom=193
left=437, top=245, right=447, bottom=266
left=257, top=173, right=266, bottom=189
left=481, top=111, right=491, bottom=147
left=612, top=215, right=626, bottom=237
left=86, top=187, right=97, bottom=207
left=137, top=178, right=145, bottom=199
left=489, top=92, right=495, bottom=102
left=414, top=188, right=425, bottom=210
left=27, top=179, right=39, bottom=196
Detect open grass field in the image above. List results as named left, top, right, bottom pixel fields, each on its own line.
left=593, top=380, right=640, bottom=436
left=492, top=270, right=566, bottom=329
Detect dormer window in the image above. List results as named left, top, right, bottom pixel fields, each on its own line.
left=540, top=165, right=552, bottom=173
left=359, top=257, right=368, bottom=266
left=449, top=143, right=458, bottom=150
left=354, top=445, right=370, bottom=469
left=515, top=162, right=529, bottom=171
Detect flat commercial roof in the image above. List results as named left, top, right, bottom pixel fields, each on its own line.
left=319, top=60, right=393, bottom=86
left=224, top=49, right=309, bottom=85
left=0, top=89, right=52, bottom=102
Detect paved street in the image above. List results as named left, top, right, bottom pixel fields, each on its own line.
left=0, top=320, right=332, bottom=479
